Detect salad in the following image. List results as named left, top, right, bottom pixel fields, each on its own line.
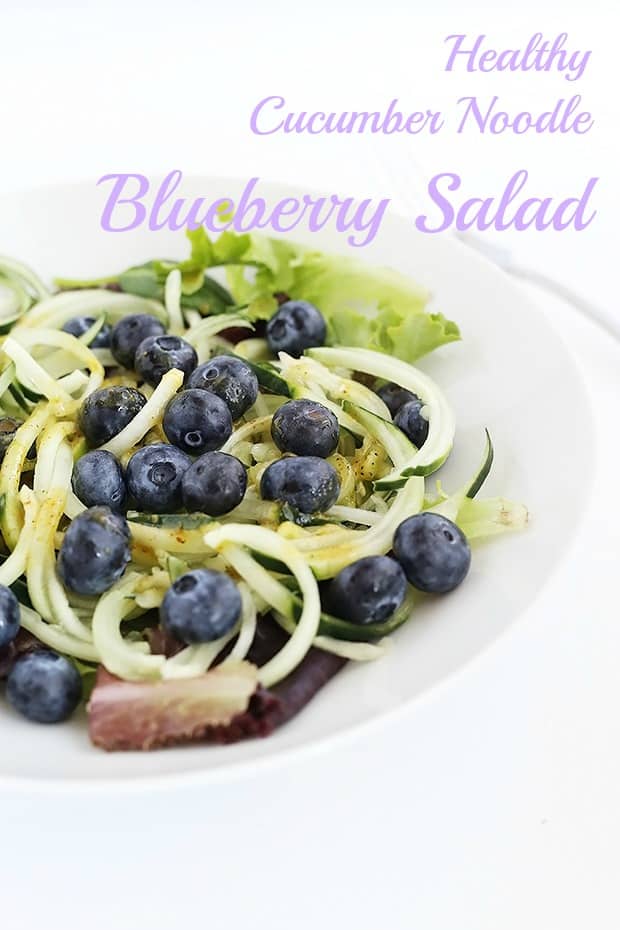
left=0, top=231, right=527, bottom=751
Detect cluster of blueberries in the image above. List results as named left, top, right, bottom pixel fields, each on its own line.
left=72, top=299, right=336, bottom=519
left=0, top=297, right=470, bottom=726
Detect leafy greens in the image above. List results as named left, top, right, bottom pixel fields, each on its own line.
left=56, top=229, right=461, bottom=363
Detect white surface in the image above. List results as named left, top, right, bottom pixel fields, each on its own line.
left=0, top=178, right=587, bottom=785
left=0, top=2, right=619, bottom=928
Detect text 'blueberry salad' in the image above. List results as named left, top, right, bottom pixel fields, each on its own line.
left=0, top=232, right=527, bottom=750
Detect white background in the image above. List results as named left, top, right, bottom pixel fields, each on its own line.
left=1, top=2, right=619, bottom=928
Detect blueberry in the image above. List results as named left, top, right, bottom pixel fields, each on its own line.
left=394, top=398, right=429, bottom=448
left=72, top=450, right=127, bottom=513
left=126, top=443, right=191, bottom=513
left=135, top=334, right=197, bottom=386
left=266, top=300, right=326, bottom=358
left=182, top=451, right=247, bottom=516
left=187, top=356, right=258, bottom=420
left=110, top=313, right=166, bottom=369
left=261, top=456, right=340, bottom=514
left=78, top=385, right=147, bottom=448
left=6, top=650, right=82, bottom=723
left=325, top=555, right=407, bottom=624
left=393, top=512, right=471, bottom=594
left=377, top=382, right=417, bottom=418
left=62, top=315, right=111, bottom=348
left=160, top=569, right=242, bottom=644
left=163, top=389, right=232, bottom=456
left=271, top=399, right=339, bottom=458
left=0, top=585, right=20, bottom=650
left=58, top=506, right=131, bottom=595
left=0, top=416, right=22, bottom=463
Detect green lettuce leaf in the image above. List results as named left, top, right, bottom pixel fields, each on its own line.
left=226, top=239, right=460, bottom=362
left=289, top=249, right=460, bottom=362
left=56, top=228, right=461, bottom=363
left=385, top=311, right=461, bottom=363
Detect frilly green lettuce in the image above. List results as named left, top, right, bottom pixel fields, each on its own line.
left=56, top=228, right=461, bottom=363
left=284, top=251, right=459, bottom=361
left=227, top=238, right=461, bottom=361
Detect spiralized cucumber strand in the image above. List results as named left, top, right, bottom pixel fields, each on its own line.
left=250, top=441, right=277, bottom=463
left=33, top=419, right=74, bottom=496
left=426, top=490, right=466, bottom=522
left=343, top=400, right=416, bottom=470
left=184, top=309, right=201, bottom=328
left=221, top=415, right=273, bottom=455
left=124, top=520, right=217, bottom=563
left=246, top=393, right=271, bottom=418
left=285, top=476, right=425, bottom=579
left=235, top=338, right=272, bottom=362
left=184, top=314, right=254, bottom=350
left=245, top=558, right=380, bottom=659
left=425, top=431, right=495, bottom=522
left=288, top=477, right=423, bottom=554
left=0, top=256, right=50, bottom=300
left=64, top=489, right=85, bottom=520
left=51, top=440, right=75, bottom=492
left=2, top=337, right=73, bottom=405
left=0, top=392, right=28, bottom=420
left=45, top=563, right=94, bottom=643
left=322, top=608, right=388, bottom=652
left=271, top=611, right=388, bottom=661
left=0, top=403, right=52, bottom=548
left=0, top=279, right=29, bottom=325
left=80, top=315, right=108, bottom=345
left=315, top=635, right=388, bottom=660
left=369, top=493, right=389, bottom=514
left=42, top=319, right=107, bottom=377
left=224, top=492, right=278, bottom=524
left=93, top=348, right=115, bottom=367
left=57, top=370, right=89, bottom=395
left=99, top=367, right=184, bottom=456
left=30, top=425, right=95, bottom=641
left=165, top=270, right=185, bottom=335
left=204, top=524, right=321, bottom=687
left=28, top=491, right=94, bottom=643
left=308, top=346, right=455, bottom=487
left=215, top=543, right=293, bottom=616
left=26, top=492, right=65, bottom=622
left=0, top=487, right=38, bottom=586
left=277, top=361, right=361, bottom=436
left=326, top=505, right=383, bottom=527
left=200, top=551, right=383, bottom=662
left=16, top=289, right=165, bottom=330
left=10, top=328, right=104, bottom=400
left=226, top=582, right=257, bottom=662
left=280, top=352, right=391, bottom=420
left=162, top=623, right=240, bottom=680
left=92, top=573, right=165, bottom=681
left=19, top=604, right=100, bottom=663
left=0, top=363, right=17, bottom=404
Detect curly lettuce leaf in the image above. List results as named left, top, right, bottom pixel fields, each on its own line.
left=56, top=228, right=461, bottom=363
left=385, top=312, right=460, bottom=362
left=225, top=239, right=460, bottom=362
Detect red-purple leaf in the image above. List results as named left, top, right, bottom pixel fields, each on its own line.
left=88, top=617, right=347, bottom=751
left=88, top=661, right=258, bottom=751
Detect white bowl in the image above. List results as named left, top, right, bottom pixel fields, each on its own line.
left=0, top=178, right=591, bottom=789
